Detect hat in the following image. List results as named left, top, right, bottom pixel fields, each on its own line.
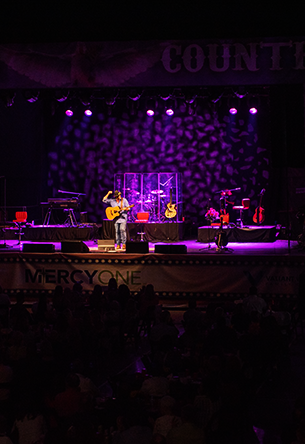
left=114, top=190, right=121, bottom=198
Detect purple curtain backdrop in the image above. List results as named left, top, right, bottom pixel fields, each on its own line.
left=47, top=99, right=270, bottom=225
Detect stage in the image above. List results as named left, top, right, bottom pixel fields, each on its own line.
left=0, top=222, right=303, bottom=302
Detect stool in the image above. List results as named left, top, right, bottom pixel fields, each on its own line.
left=233, top=198, right=250, bottom=227
left=135, top=212, right=149, bottom=241
left=13, top=211, right=27, bottom=245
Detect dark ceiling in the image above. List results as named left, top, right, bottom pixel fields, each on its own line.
left=0, top=2, right=304, bottom=44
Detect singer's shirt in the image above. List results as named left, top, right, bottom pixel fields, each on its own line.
left=103, top=197, right=129, bottom=223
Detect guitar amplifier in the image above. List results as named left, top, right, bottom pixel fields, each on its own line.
left=98, top=239, right=115, bottom=251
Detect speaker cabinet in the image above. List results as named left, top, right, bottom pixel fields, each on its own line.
left=23, top=243, right=55, bottom=253
left=154, top=244, right=187, bottom=254
left=61, top=241, right=90, bottom=253
left=126, top=241, right=149, bottom=253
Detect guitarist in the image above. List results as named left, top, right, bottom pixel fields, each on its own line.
left=103, top=190, right=130, bottom=251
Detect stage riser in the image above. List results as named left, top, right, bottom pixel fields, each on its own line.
left=198, top=226, right=277, bottom=243
left=102, top=220, right=186, bottom=242
left=22, top=226, right=99, bottom=241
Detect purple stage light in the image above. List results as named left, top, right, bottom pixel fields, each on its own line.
left=146, top=109, right=155, bottom=116
left=84, top=109, right=92, bottom=116
left=249, top=107, right=258, bottom=114
left=166, top=108, right=174, bottom=116
left=65, top=109, right=73, bottom=117
left=229, top=107, right=238, bottom=115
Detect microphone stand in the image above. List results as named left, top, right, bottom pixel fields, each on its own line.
left=0, top=177, right=7, bottom=248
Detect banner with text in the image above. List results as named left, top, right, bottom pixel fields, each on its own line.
left=0, top=254, right=302, bottom=297
left=0, top=38, right=305, bottom=88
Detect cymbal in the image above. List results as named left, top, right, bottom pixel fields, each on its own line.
left=151, top=190, right=163, bottom=194
left=123, top=188, right=130, bottom=191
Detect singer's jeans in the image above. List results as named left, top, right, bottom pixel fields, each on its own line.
left=115, top=221, right=127, bottom=245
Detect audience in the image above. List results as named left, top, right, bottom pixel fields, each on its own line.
left=0, top=282, right=297, bottom=444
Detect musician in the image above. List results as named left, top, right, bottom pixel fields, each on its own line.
left=103, top=190, right=130, bottom=251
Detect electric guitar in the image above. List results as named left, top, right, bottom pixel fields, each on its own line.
left=253, top=189, right=265, bottom=224
left=106, top=204, right=134, bottom=220
left=165, top=188, right=177, bottom=219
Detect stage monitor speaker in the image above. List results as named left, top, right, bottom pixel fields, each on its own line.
left=154, top=244, right=187, bottom=254
left=61, top=241, right=90, bottom=253
left=22, top=243, right=55, bottom=253
left=126, top=241, right=149, bottom=254
left=98, top=239, right=115, bottom=251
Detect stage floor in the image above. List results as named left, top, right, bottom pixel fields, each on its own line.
left=0, top=229, right=303, bottom=301
left=0, top=237, right=301, bottom=255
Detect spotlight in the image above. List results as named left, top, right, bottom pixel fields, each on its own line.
left=165, top=99, right=175, bottom=116
left=55, top=90, right=69, bottom=102
left=234, top=86, right=248, bottom=99
left=208, top=87, right=224, bottom=104
left=249, top=97, right=258, bottom=114
left=229, top=107, right=238, bottom=115
left=79, top=91, right=92, bottom=107
left=146, top=98, right=156, bottom=116
left=24, top=90, right=39, bottom=103
left=229, top=97, right=238, bottom=115
left=84, top=108, right=92, bottom=116
left=65, top=107, right=73, bottom=117
left=128, top=89, right=141, bottom=101
left=104, top=89, right=118, bottom=106
left=185, top=93, right=197, bottom=115
left=3, top=90, right=16, bottom=107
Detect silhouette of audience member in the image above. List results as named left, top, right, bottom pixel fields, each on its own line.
left=166, top=404, right=205, bottom=444
left=52, top=285, right=64, bottom=313
left=149, top=310, right=179, bottom=345
left=0, top=287, right=10, bottom=328
left=88, top=285, right=104, bottom=312
left=243, top=286, right=267, bottom=315
left=11, top=400, right=47, bottom=444
left=48, top=373, right=82, bottom=430
left=138, top=284, right=159, bottom=330
left=0, top=415, right=13, bottom=444
left=105, top=278, right=118, bottom=304
left=112, top=402, right=152, bottom=444
left=153, top=395, right=181, bottom=438
left=182, top=298, right=205, bottom=332
left=9, top=294, right=33, bottom=332
left=116, top=284, right=131, bottom=312
left=31, top=294, right=53, bottom=325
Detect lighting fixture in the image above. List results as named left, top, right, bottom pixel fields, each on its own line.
left=146, top=98, right=156, bottom=116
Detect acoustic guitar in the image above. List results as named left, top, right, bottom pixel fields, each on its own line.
left=106, top=204, right=134, bottom=220
left=165, top=188, right=177, bottom=219
left=253, top=189, right=265, bottom=224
